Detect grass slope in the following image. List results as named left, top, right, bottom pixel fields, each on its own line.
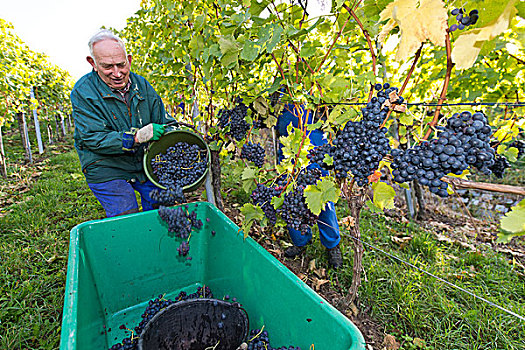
left=0, top=135, right=524, bottom=350
left=0, top=138, right=104, bottom=349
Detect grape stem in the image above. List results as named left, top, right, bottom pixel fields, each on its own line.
left=314, top=11, right=350, bottom=74
left=423, top=32, right=454, bottom=140
left=379, top=44, right=424, bottom=129
left=342, top=4, right=377, bottom=77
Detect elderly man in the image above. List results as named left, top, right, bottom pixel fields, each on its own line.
left=71, top=29, right=175, bottom=217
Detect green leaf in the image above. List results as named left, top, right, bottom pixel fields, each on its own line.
left=372, top=181, right=396, bottom=210
left=365, top=200, right=383, bottom=213
left=498, top=199, right=525, bottom=242
left=267, top=25, right=283, bottom=53
left=300, top=41, right=318, bottom=58
left=219, top=36, right=241, bottom=55
left=240, top=203, right=265, bottom=238
left=399, top=113, right=414, bottom=126
left=497, top=145, right=518, bottom=162
left=240, top=40, right=259, bottom=62
left=242, top=167, right=257, bottom=193
left=271, top=195, right=284, bottom=209
left=304, top=178, right=340, bottom=215
left=323, top=153, right=334, bottom=166
left=252, top=96, right=269, bottom=116
left=250, top=0, right=270, bottom=16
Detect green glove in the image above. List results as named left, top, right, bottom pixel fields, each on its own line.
left=151, top=123, right=165, bottom=141
left=135, top=123, right=166, bottom=144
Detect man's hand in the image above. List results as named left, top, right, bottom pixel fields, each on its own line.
left=135, top=123, right=165, bottom=144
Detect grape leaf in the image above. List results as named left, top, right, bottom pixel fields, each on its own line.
left=267, top=25, right=284, bottom=53
left=240, top=203, right=265, bottom=238
left=372, top=181, right=396, bottom=210
left=242, top=167, right=257, bottom=193
left=304, top=179, right=340, bottom=215
left=497, top=145, right=518, bottom=162
left=365, top=200, right=384, bottom=213
left=271, top=195, right=284, bottom=210
left=240, top=40, right=259, bottom=62
left=498, top=199, right=525, bottom=242
left=451, top=0, right=518, bottom=70
left=378, top=0, right=448, bottom=62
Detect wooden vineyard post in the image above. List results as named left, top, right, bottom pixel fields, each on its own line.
left=211, top=150, right=224, bottom=211
left=0, top=124, right=7, bottom=177
left=341, top=182, right=366, bottom=303
left=30, top=87, right=44, bottom=154
left=17, top=112, right=33, bottom=164
left=59, top=113, right=66, bottom=138
left=47, top=122, right=54, bottom=144
left=347, top=192, right=365, bottom=302
left=54, top=114, right=62, bottom=141
left=67, top=114, right=73, bottom=132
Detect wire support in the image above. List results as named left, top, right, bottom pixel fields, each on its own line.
left=320, top=101, right=525, bottom=108
left=339, top=231, right=525, bottom=322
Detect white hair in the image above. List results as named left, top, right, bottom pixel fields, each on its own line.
left=88, top=29, right=127, bottom=60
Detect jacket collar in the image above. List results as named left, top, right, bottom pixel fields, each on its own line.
left=91, top=70, right=141, bottom=100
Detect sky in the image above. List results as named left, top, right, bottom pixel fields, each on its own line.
left=1, top=0, right=142, bottom=81
left=1, top=0, right=333, bottom=82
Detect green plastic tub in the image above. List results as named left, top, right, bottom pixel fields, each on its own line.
left=60, top=202, right=365, bottom=350
left=143, top=129, right=210, bottom=191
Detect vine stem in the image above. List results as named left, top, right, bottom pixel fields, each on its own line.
left=314, top=12, right=350, bottom=74
left=342, top=4, right=376, bottom=76
left=423, top=32, right=454, bottom=140
left=379, top=44, right=424, bottom=128
left=271, top=53, right=294, bottom=98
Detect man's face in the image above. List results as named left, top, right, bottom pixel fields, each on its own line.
left=87, top=39, right=131, bottom=90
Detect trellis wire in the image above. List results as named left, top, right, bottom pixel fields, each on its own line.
left=337, top=230, right=525, bottom=322
left=320, top=101, right=525, bottom=107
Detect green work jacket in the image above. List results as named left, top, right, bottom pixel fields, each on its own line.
left=71, top=71, right=173, bottom=183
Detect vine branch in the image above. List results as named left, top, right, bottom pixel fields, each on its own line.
left=423, top=32, right=454, bottom=140
left=380, top=44, right=424, bottom=128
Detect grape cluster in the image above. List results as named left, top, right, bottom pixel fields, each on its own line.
left=391, top=111, right=495, bottom=197
left=158, top=206, right=195, bottom=238
left=108, top=286, right=213, bottom=350
left=295, top=168, right=322, bottom=187
left=241, top=142, right=266, bottom=168
left=279, top=188, right=318, bottom=234
left=247, top=329, right=301, bottom=350
left=149, top=184, right=186, bottom=206
left=218, top=102, right=250, bottom=141
left=251, top=184, right=280, bottom=225
left=150, top=142, right=207, bottom=189
left=250, top=168, right=322, bottom=229
left=449, top=8, right=479, bottom=31
left=489, top=155, right=511, bottom=179
left=308, top=83, right=394, bottom=186
left=177, top=241, right=190, bottom=257
left=158, top=205, right=203, bottom=258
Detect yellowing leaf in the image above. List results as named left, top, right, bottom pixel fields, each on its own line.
left=304, top=179, right=340, bottom=215
left=372, top=181, right=396, bottom=210
left=452, top=0, right=517, bottom=70
left=498, top=199, right=525, bottom=242
left=378, top=0, right=448, bottom=61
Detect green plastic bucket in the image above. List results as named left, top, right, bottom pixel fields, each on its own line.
left=60, top=202, right=366, bottom=350
left=143, top=129, right=210, bottom=191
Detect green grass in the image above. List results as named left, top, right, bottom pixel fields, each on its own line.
left=333, top=210, right=525, bottom=350
left=1, top=130, right=524, bottom=349
left=0, top=135, right=104, bottom=349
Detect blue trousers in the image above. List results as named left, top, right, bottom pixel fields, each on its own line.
left=88, top=179, right=160, bottom=217
left=276, top=104, right=341, bottom=249
left=288, top=201, right=341, bottom=249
